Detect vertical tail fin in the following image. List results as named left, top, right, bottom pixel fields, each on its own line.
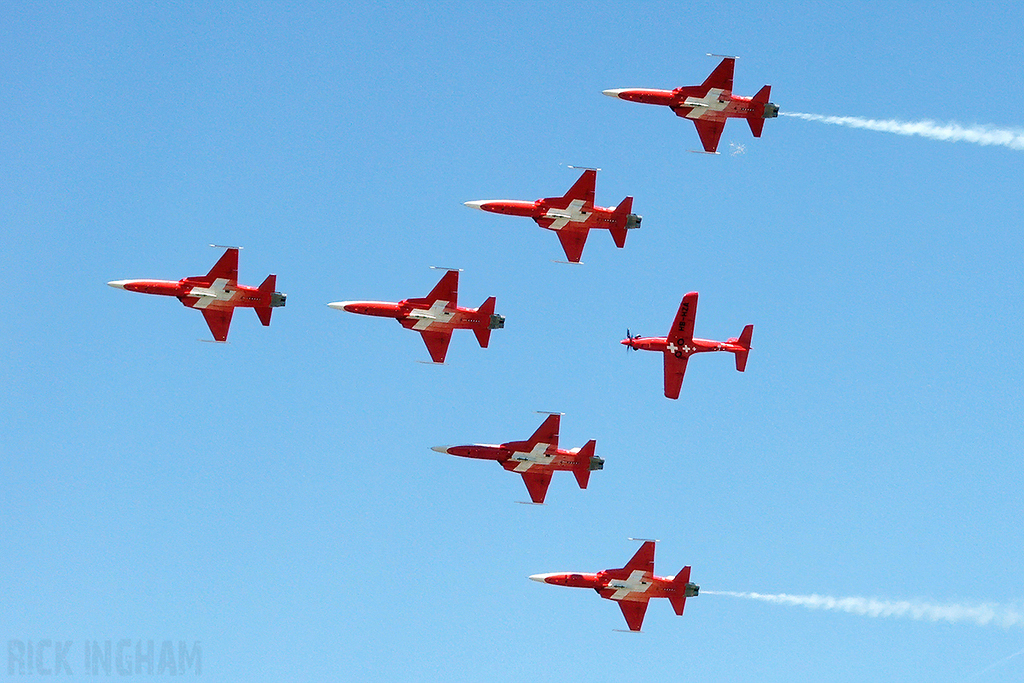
left=747, top=85, right=772, bottom=137
left=473, top=296, right=498, bottom=348
left=733, top=324, right=753, bottom=372
left=668, top=565, right=696, bottom=615
left=572, top=439, right=598, bottom=489
left=608, top=196, right=636, bottom=249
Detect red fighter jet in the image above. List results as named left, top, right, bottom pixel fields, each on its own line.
left=530, top=540, right=699, bottom=632
left=431, top=412, right=602, bottom=504
left=108, top=246, right=285, bottom=342
left=603, top=55, right=779, bottom=154
left=328, top=269, right=504, bottom=364
left=464, top=168, right=641, bottom=263
left=623, top=291, right=752, bottom=399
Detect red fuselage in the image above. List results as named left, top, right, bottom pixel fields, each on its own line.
left=331, top=299, right=493, bottom=332
left=604, top=87, right=778, bottom=123
left=621, top=334, right=746, bottom=358
left=466, top=199, right=627, bottom=233
left=434, top=442, right=604, bottom=474
left=109, top=278, right=281, bottom=312
left=531, top=569, right=695, bottom=601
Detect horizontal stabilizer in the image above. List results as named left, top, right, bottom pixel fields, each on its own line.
left=751, top=84, right=772, bottom=104
left=734, top=324, right=753, bottom=371
left=573, top=467, right=591, bottom=490
left=748, top=85, right=772, bottom=137
left=255, top=307, right=273, bottom=326
left=609, top=196, right=635, bottom=248
left=572, top=439, right=597, bottom=489
left=473, top=296, right=497, bottom=348
left=669, top=566, right=692, bottom=615
left=258, top=274, right=277, bottom=292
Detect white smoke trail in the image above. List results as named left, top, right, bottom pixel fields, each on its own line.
left=966, top=647, right=1024, bottom=681
left=781, top=111, right=1024, bottom=150
left=706, top=590, right=1024, bottom=628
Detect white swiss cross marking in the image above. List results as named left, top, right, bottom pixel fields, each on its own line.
left=410, top=300, right=454, bottom=330
left=667, top=342, right=694, bottom=355
left=544, top=199, right=588, bottom=230
left=511, top=443, right=553, bottom=472
left=189, top=278, right=234, bottom=309
left=609, top=570, right=652, bottom=601
left=683, top=88, right=729, bottom=119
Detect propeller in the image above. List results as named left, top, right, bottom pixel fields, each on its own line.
left=625, top=328, right=639, bottom=352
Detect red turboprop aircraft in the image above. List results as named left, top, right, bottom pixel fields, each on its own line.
left=464, top=168, right=641, bottom=263
left=432, top=412, right=602, bottom=504
left=623, top=291, right=752, bottom=399
left=603, top=55, right=779, bottom=154
left=530, top=540, right=699, bottom=632
left=108, top=246, right=285, bottom=342
left=328, top=269, right=504, bottom=364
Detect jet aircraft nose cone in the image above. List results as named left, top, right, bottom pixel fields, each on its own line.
left=327, top=301, right=352, bottom=311
left=430, top=445, right=452, bottom=454
left=107, top=280, right=130, bottom=289
left=528, top=574, right=551, bottom=583
left=463, top=200, right=488, bottom=211
left=602, top=89, right=627, bottom=98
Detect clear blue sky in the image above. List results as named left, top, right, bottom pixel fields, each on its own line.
left=3, top=1, right=1024, bottom=681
